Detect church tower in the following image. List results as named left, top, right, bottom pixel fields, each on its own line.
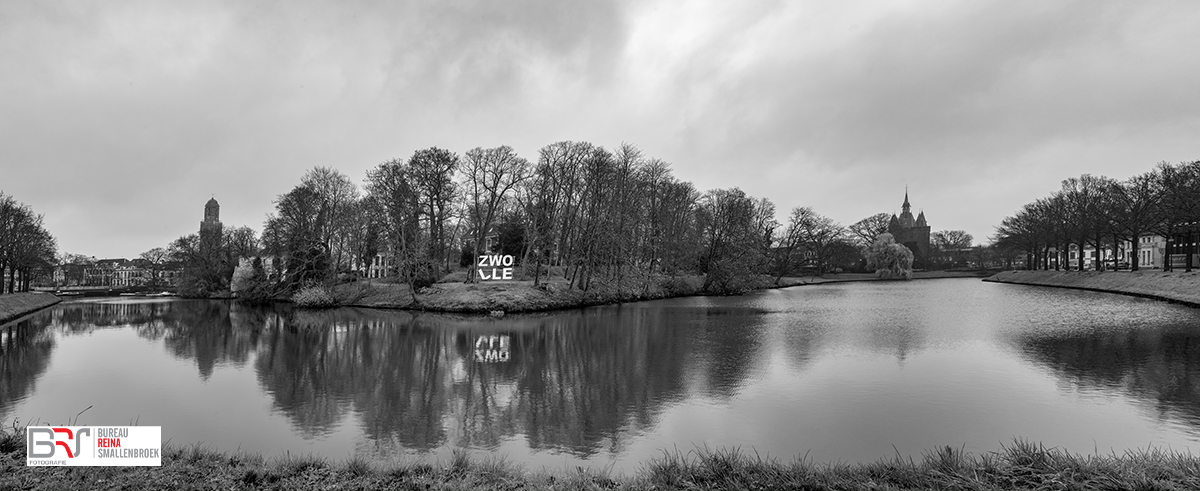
left=898, top=189, right=915, bottom=228
left=886, top=190, right=931, bottom=268
left=200, top=197, right=222, bottom=234
left=199, top=197, right=224, bottom=258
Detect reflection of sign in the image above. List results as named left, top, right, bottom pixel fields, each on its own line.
left=475, top=335, right=510, bottom=363
left=477, top=255, right=515, bottom=280
left=27, top=426, right=162, bottom=466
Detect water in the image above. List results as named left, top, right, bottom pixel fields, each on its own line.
left=3, top=278, right=1200, bottom=471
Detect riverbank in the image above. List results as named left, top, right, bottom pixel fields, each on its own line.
left=339, top=275, right=750, bottom=314
left=983, top=270, right=1200, bottom=307
left=2, top=430, right=1197, bottom=491
left=333, top=270, right=994, bottom=314
left=789, top=270, right=994, bottom=285
left=0, top=292, right=62, bottom=325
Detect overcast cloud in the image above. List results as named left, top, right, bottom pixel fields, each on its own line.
left=2, top=0, right=1197, bottom=258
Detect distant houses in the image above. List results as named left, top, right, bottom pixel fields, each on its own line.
left=48, top=257, right=182, bottom=289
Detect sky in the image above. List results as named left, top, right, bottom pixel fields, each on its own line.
left=2, top=0, right=1198, bottom=259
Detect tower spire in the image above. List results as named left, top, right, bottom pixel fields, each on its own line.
left=902, top=187, right=911, bottom=212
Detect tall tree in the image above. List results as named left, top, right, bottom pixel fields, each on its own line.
left=408, top=147, right=460, bottom=273
left=848, top=213, right=891, bottom=249
left=462, top=146, right=531, bottom=282
left=791, top=207, right=846, bottom=276
left=1106, top=171, right=1161, bottom=271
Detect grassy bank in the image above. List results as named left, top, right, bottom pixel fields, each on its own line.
left=3, top=427, right=1198, bottom=490
left=790, top=270, right=994, bottom=285
left=0, top=292, right=61, bottom=325
left=327, top=270, right=994, bottom=314
left=335, top=274, right=778, bottom=314
left=984, top=269, right=1200, bottom=307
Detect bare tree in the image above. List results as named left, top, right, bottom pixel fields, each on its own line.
left=848, top=213, right=891, bottom=249
left=1106, top=172, right=1161, bottom=271
left=301, top=167, right=359, bottom=272
left=139, top=247, right=170, bottom=287
left=462, top=146, right=531, bottom=282
left=408, top=147, right=460, bottom=273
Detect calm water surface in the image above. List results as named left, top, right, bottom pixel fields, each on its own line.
left=3, top=278, right=1200, bottom=471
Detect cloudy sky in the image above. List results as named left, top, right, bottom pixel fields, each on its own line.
left=2, top=1, right=1198, bottom=258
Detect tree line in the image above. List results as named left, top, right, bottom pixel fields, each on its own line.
left=202, top=141, right=982, bottom=299
left=992, top=160, right=1200, bottom=272
left=0, top=191, right=58, bottom=293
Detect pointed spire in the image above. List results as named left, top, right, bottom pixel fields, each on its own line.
left=902, top=187, right=911, bottom=212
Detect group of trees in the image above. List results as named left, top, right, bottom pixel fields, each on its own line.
left=248, top=142, right=885, bottom=296
left=161, top=224, right=259, bottom=297
left=993, top=160, right=1200, bottom=272
left=0, top=191, right=57, bottom=293
left=241, top=141, right=987, bottom=298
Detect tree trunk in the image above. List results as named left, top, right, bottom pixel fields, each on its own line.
left=1164, top=234, right=1173, bottom=272
left=1077, top=240, right=1085, bottom=271
left=1131, top=235, right=1141, bottom=271
left=1187, top=231, right=1195, bottom=273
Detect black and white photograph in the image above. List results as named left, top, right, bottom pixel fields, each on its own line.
left=2, top=1, right=1199, bottom=488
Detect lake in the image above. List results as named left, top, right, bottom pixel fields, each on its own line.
left=3, top=278, right=1199, bottom=472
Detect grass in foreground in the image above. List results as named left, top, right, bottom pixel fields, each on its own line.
left=3, top=424, right=1199, bottom=490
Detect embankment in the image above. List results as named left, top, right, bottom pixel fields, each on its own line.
left=0, top=292, right=62, bottom=325
left=792, top=270, right=993, bottom=285
left=341, top=276, right=720, bottom=314
left=983, top=270, right=1200, bottom=307
left=334, top=271, right=994, bottom=314
left=2, top=431, right=1198, bottom=490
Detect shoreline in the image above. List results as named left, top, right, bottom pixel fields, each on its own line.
left=338, top=270, right=995, bottom=315
left=2, top=433, right=1197, bottom=490
left=983, top=269, right=1200, bottom=308
left=0, top=292, right=62, bottom=325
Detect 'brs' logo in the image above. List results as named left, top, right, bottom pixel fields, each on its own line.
left=27, top=428, right=91, bottom=459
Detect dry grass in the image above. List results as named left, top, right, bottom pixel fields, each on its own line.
left=4, top=419, right=1199, bottom=491
left=0, top=292, right=62, bottom=325
left=985, top=269, right=1200, bottom=307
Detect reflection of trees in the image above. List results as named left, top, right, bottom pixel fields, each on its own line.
left=498, top=308, right=692, bottom=454
left=0, top=314, right=55, bottom=421
left=247, top=305, right=702, bottom=456
left=115, top=300, right=261, bottom=380
left=3, top=298, right=769, bottom=457
left=688, top=307, right=764, bottom=398
left=252, top=310, right=453, bottom=443
left=159, top=301, right=257, bottom=379
left=41, top=300, right=263, bottom=380
left=1015, top=325, right=1200, bottom=425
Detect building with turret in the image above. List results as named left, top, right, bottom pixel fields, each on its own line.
left=200, top=197, right=221, bottom=234
left=199, top=197, right=223, bottom=255
left=887, top=190, right=931, bottom=267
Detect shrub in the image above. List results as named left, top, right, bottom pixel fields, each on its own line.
left=410, top=262, right=438, bottom=289
left=867, top=233, right=914, bottom=280
left=230, top=263, right=257, bottom=293
left=658, top=276, right=698, bottom=296
left=292, top=285, right=337, bottom=308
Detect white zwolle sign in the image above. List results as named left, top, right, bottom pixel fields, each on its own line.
left=477, top=254, right=515, bottom=280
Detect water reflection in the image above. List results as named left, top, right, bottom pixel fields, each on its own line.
left=241, top=305, right=702, bottom=455
left=6, top=283, right=1200, bottom=465
left=0, top=315, right=55, bottom=421
left=1012, top=323, right=1200, bottom=427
